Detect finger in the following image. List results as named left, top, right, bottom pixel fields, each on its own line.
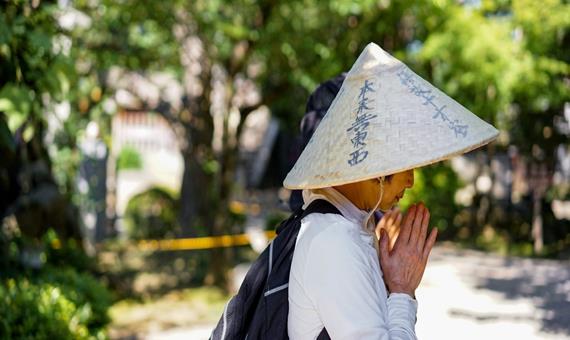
left=389, top=228, right=400, bottom=250
left=393, top=212, right=403, bottom=228
left=394, top=211, right=403, bottom=226
left=375, top=211, right=389, bottom=238
left=378, top=209, right=400, bottom=239
left=379, top=229, right=390, bottom=261
left=391, top=227, right=400, bottom=240
left=387, top=208, right=399, bottom=227
left=376, top=209, right=393, bottom=229
left=387, top=212, right=402, bottom=238
left=397, top=204, right=416, bottom=246
left=422, top=228, right=438, bottom=260
left=417, top=208, right=430, bottom=251
left=408, top=203, right=425, bottom=246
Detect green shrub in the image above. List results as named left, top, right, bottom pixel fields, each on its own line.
left=124, top=187, right=180, bottom=240
left=116, top=146, right=142, bottom=171
left=1, top=226, right=112, bottom=338
left=0, top=229, right=16, bottom=275
left=399, top=163, right=461, bottom=239
left=43, top=229, right=95, bottom=273
left=37, top=267, right=113, bottom=332
left=0, top=266, right=112, bottom=339
left=0, top=279, right=91, bottom=340
left=0, top=230, right=112, bottom=338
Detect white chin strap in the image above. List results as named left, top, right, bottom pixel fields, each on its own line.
left=363, top=176, right=385, bottom=234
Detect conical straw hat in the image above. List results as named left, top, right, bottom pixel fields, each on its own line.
left=284, top=42, right=499, bottom=190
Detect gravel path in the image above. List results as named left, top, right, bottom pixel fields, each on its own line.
left=144, top=246, right=570, bottom=340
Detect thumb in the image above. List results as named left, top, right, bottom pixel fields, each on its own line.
left=379, top=229, right=390, bottom=260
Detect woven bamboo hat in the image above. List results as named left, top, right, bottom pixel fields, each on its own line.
left=283, top=42, right=499, bottom=190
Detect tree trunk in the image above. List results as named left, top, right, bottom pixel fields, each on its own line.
left=530, top=162, right=548, bottom=255
left=532, top=195, right=543, bottom=254
left=179, top=149, right=215, bottom=237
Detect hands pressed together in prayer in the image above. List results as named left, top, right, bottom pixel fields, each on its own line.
left=375, top=208, right=403, bottom=250
left=375, top=203, right=438, bottom=298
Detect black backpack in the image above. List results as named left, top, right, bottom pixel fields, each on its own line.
left=210, top=199, right=341, bottom=340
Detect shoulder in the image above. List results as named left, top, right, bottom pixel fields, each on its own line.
left=299, top=213, right=359, bottom=245
left=293, top=213, right=386, bottom=311
left=297, top=213, right=375, bottom=265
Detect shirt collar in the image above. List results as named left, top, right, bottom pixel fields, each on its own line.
left=302, top=187, right=371, bottom=228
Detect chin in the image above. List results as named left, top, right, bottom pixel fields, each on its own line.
left=385, top=199, right=400, bottom=210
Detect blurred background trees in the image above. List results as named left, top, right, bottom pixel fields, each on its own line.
left=0, top=1, right=569, bottom=334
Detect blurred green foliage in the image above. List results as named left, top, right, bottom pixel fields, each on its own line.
left=43, top=229, right=96, bottom=273
left=0, top=271, right=111, bottom=340
left=0, top=279, right=92, bottom=340
left=0, top=2, right=75, bottom=117
left=265, top=211, right=290, bottom=231
left=116, top=146, right=142, bottom=171
left=124, top=187, right=180, bottom=240
left=36, top=266, right=113, bottom=332
left=400, top=164, right=462, bottom=238
left=0, top=229, right=112, bottom=339
left=227, top=209, right=247, bottom=233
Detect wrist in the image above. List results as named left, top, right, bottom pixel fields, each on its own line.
left=390, top=292, right=416, bottom=300
left=388, top=287, right=415, bottom=299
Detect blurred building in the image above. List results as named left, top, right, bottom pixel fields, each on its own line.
left=111, top=110, right=184, bottom=236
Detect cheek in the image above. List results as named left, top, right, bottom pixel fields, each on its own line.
left=372, top=186, right=383, bottom=202
left=388, top=182, right=406, bottom=200
left=382, top=185, right=398, bottom=202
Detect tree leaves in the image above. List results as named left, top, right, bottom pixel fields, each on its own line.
left=0, top=115, right=15, bottom=152
left=0, top=84, right=33, bottom=133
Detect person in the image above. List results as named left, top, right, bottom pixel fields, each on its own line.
left=284, top=42, right=499, bottom=339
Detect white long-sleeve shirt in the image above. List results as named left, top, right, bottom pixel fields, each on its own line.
left=288, top=187, right=418, bottom=340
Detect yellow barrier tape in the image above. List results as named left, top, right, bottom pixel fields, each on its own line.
left=138, top=230, right=277, bottom=251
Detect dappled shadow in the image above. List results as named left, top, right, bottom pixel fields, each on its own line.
left=470, top=255, right=570, bottom=335
left=99, top=243, right=257, bottom=300
left=100, top=245, right=250, bottom=339
left=448, top=309, right=539, bottom=323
